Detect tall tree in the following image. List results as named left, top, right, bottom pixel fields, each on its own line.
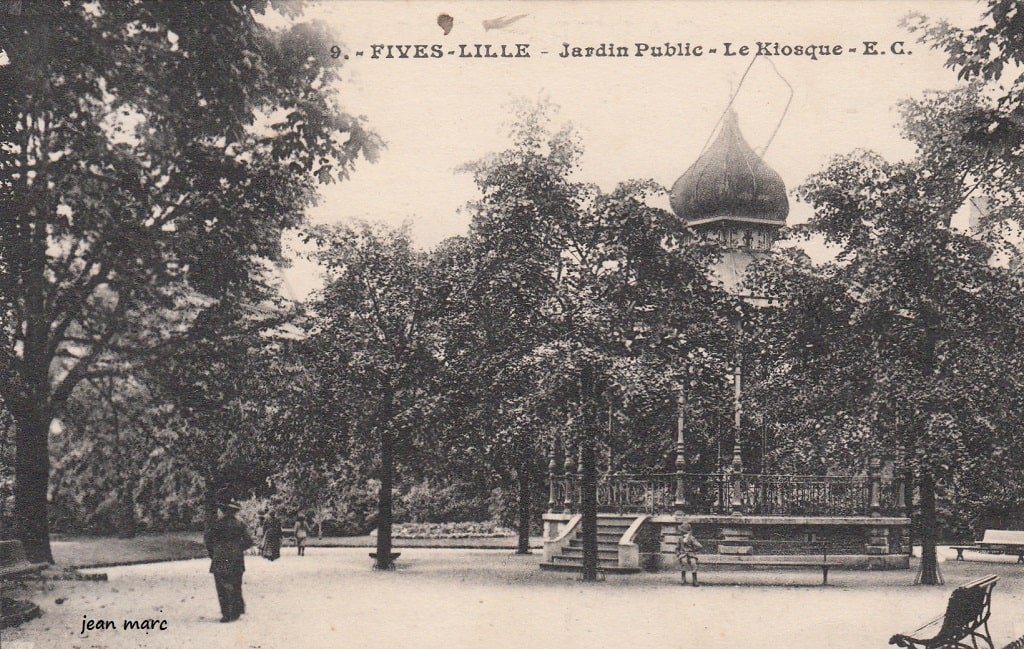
left=905, top=2, right=1024, bottom=228
left=0, top=1, right=378, bottom=560
left=308, top=222, right=446, bottom=570
left=538, top=178, right=731, bottom=580
left=747, top=140, right=1024, bottom=584
left=461, top=102, right=731, bottom=578
left=146, top=294, right=298, bottom=530
left=457, top=100, right=581, bottom=555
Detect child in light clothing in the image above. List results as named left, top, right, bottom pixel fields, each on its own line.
left=676, top=521, right=703, bottom=586
left=294, top=515, right=308, bottom=556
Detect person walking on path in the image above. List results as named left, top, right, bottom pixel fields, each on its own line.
left=294, top=515, right=309, bottom=556
left=251, top=515, right=264, bottom=557
left=205, top=500, right=253, bottom=622
left=676, top=521, right=703, bottom=587
left=261, top=511, right=282, bottom=561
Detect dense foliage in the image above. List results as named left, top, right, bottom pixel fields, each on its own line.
left=8, top=1, right=1024, bottom=591
left=0, top=0, right=378, bottom=560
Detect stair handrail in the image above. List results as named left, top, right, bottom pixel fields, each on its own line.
left=617, top=514, right=650, bottom=571
left=543, top=514, right=582, bottom=563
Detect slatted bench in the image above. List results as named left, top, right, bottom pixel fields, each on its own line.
left=697, top=555, right=840, bottom=585
left=889, top=574, right=998, bottom=649
left=0, top=540, right=48, bottom=581
left=951, top=530, right=1024, bottom=563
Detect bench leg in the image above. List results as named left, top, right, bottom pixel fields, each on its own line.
left=955, top=548, right=965, bottom=560
left=822, top=567, right=829, bottom=585
left=981, top=621, right=995, bottom=649
left=1017, top=554, right=1023, bottom=564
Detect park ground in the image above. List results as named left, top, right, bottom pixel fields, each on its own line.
left=4, top=547, right=1024, bottom=649
left=49, top=533, right=544, bottom=568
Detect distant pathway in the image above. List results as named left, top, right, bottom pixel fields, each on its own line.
left=50, top=534, right=543, bottom=569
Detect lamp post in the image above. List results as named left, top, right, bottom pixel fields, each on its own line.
left=729, top=311, right=745, bottom=515
left=673, top=385, right=687, bottom=516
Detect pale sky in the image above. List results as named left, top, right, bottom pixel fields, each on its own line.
left=277, top=1, right=985, bottom=300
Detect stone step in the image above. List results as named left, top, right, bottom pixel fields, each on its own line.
left=549, top=555, right=618, bottom=567
left=594, top=532, right=628, bottom=540
left=596, top=517, right=635, bottom=523
left=561, top=547, right=619, bottom=559
left=539, top=562, right=642, bottom=574
left=569, top=536, right=614, bottom=544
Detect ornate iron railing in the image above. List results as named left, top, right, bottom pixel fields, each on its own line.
left=739, top=474, right=871, bottom=516
left=549, top=471, right=907, bottom=517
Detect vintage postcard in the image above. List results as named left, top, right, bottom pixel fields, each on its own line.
left=3, top=1, right=1024, bottom=648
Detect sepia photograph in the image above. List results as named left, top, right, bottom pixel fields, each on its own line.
left=2, top=1, right=1024, bottom=647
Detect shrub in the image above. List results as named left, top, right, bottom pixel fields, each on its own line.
left=399, top=481, right=490, bottom=523
left=372, top=521, right=515, bottom=539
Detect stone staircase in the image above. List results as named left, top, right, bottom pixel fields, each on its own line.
left=540, top=514, right=642, bottom=573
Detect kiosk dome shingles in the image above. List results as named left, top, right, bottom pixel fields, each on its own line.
left=669, top=109, right=789, bottom=224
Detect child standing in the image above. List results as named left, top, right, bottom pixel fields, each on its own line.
left=676, top=521, right=703, bottom=586
left=294, top=515, right=308, bottom=556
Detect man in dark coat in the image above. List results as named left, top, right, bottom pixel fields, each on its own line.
left=204, top=501, right=252, bottom=622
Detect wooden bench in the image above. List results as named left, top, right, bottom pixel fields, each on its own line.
left=0, top=540, right=49, bottom=581
left=889, top=574, right=998, bottom=649
left=696, top=555, right=839, bottom=585
left=951, top=530, right=1024, bottom=563
left=692, top=542, right=838, bottom=585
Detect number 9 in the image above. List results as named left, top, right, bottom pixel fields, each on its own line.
left=329, top=45, right=341, bottom=59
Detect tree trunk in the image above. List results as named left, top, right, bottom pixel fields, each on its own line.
left=13, top=408, right=54, bottom=563
left=111, top=394, right=136, bottom=539
left=917, top=472, right=940, bottom=585
left=905, top=470, right=915, bottom=558
left=580, top=434, right=599, bottom=581
left=578, top=366, right=601, bottom=582
left=12, top=219, right=67, bottom=563
left=515, top=452, right=531, bottom=555
left=375, top=429, right=394, bottom=570
left=116, top=481, right=137, bottom=539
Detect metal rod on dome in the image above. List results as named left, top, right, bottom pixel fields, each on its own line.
left=696, top=54, right=761, bottom=158
left=757, top=55, right=794, bottom=158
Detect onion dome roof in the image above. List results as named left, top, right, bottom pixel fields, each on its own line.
left=669, top=109, right=789, bottom=223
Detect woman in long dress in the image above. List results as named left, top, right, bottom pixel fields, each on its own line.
left=261, top=512, right=282, bottom=561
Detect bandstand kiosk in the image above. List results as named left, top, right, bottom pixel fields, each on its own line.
left=541, top=110, right=911, bottom=574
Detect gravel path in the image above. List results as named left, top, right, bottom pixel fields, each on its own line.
left=49, top=534, right=544, bottom=569
left=4, top=548, right=1024, bottom=649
